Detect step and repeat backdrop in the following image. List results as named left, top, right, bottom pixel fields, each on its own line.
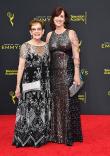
left=0, top=0, right=110, bottom=115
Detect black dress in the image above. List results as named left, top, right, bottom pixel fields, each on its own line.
left=49, top=29, right=83, bottom=146
left=12, top=42, right=51, bottom=148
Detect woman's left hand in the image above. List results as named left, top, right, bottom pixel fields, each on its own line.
left=74, top=74, right=81, bottom=89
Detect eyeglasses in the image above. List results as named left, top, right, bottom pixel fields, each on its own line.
left=31, top=28, right=42, bottom=32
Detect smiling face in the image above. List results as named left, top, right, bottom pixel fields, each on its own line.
left=30, top=23, right=44, bottom=40
left=53, top=10, right=65, bottom=28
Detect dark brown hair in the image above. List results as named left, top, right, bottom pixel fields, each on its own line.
left=29, top=19, right=44, bottom=30
left=50, top=7, right=70, bottom=30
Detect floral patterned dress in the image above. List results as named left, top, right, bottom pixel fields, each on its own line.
left=12, top=42, right=51, bottom=148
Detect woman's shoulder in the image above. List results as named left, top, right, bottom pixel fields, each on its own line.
left=69, top=29, right=76, bottom=35
left=42, top=41, right=47, bottom=46
left=24, top=40, right=33, bottom=46
left=69, top=29, right=78, bottom=40
left=47, top=31, right=53, bottom=36
left=20, top=42, right=28, bottom=49
left=44, top=42, right=49, bottom=49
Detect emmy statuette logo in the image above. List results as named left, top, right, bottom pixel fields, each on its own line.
left=108, top=91, right=110, bottom=96
left=79, top=40, right=82, bottom=52
left=9, top=91, right=16, bottom=104
left=7, top=12, right=14, bottom=26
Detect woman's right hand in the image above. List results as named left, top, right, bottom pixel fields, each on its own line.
left=15, top=87, right=20, bottom=99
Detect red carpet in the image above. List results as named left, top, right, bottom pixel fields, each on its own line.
left=0, top=115, right=110, bottom=156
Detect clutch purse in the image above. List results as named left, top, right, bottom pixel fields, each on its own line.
left=22, top=44, right=42, bottom=93
left=69, top=80, right=84, bottom=97
left=22, top=80, right=41, bottom=93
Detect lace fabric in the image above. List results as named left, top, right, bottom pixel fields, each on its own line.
left=20, top=42, right=48, bottom=58
left=12, top=42, right=51, bottom=148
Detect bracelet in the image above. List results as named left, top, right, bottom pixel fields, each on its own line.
left=16, top=85, right=20, bottom=88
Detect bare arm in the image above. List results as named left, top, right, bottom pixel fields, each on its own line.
left=69, top=30, right=80, bottom=87
left=15, top=43, right=27, bottom=98
left=46, top=32, right=52, bottom=62
left=17, top=58, right=26, bottom=86
left=15, top=58, right=26, bottom=98
left=46, top=32, right=52, bottom=43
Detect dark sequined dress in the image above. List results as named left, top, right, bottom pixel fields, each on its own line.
left=49, top=29, right=83, bottom=146
left=12, top=42, right=51, bottom=148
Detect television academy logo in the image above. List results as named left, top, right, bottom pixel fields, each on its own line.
left=7, top=12, right=14, bottom=26
left=70, top=11, right=87, bottom=24
left=5, top=70, right=18, bottom=75
left=78, top=92, right=86, bottom=103
left=104, top=69, right=110, bottom=74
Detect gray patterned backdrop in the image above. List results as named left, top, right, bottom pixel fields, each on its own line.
left=0, top=0, right=110, bottom=114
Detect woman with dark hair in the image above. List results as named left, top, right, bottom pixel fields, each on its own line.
left=46, top=7, right=83, bottom=146
left=12, top=19, right=51, bottom=148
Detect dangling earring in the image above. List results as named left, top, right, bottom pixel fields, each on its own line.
left=31, top=35, right=33, bottom=39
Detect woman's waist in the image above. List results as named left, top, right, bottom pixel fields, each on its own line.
left=24, top=66, right=41, bottom=72
left=50, top=61, right=74, bottom=69
left=25, top=66, right=41, bottom=69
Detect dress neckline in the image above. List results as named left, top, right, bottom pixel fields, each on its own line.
left=54, top=29, right=67, bottom=35
left=26, top=42, right=47, bottom=47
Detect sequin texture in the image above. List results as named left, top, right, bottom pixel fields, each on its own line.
left=49, top=29, right=83, bottom=145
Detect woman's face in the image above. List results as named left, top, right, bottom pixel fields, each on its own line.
left=53, top=11, right=65, bottom=27
left=30, top=23, right=44, bottom=40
